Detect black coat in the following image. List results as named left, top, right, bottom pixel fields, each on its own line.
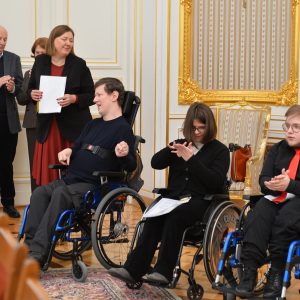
left=27, top=53, right=95, bottom=143
left=151, top=139, right=230, bottom=199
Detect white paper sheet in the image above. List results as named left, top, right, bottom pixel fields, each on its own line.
left=142, top=196, right=191, bottom=218
left=38, top=75, right=66, bottom=113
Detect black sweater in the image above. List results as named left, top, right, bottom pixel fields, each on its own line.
left=151, top=139, right=230, bottom=199
left=259, top=140, right=300, bottom=197
left=64, top=116, right=136, bottom=185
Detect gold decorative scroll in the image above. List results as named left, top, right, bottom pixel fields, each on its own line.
left=178, top=0, right=300, bottom=105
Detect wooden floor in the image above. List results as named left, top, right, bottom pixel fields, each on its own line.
left=4, top=206, right=300, bottom=300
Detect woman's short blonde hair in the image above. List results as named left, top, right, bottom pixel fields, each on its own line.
left=46, top=25, right=75, bottom=56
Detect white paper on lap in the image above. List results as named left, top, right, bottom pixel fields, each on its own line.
left=142, top=196, right=191, bottom=218
left=264, top=193, right=295, bottom=202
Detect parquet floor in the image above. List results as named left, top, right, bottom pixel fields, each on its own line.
left=4, top=205, right=300, bottom=300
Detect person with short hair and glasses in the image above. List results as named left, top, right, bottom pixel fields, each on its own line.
left=235, top=104, right=300, bottom=298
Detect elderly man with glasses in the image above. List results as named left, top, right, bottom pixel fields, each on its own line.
left=234, top=104, right=300, bottom=299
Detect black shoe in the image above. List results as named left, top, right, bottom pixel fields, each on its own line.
left=108, top=267, right=136, bottom=284
left=29, top=251, right=45, bottom=268
left=235, top=267, right=257, bottom=298
left=144, top=272, right=169, bottom=285
left=3, top=205, right=20, bottom=218
left=263, top=268, right=284, bottom=298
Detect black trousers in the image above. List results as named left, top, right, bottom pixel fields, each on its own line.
left=124, top=197, right=211, bottom=281
left=24, top=179, right=94, bottom=258
left=0, top=116, right=18, bottom=206
left=26, top=128, right=37, bottom=192
left=241, top=197, right=300, bottom=269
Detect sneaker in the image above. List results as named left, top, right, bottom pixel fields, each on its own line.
left=144, top=272, right=169, bottom=285
left=263, top=268, right=284, bottom=298
left=108, top=267, right=136, bottom=284
left=3, top=205, right=20, bottom=218
left=235, top=267, right=257, bottom=298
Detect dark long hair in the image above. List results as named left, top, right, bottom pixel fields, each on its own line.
left=182, top=102, right=217, bottom=144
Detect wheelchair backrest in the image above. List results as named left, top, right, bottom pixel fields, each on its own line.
left=122, top=91, right=140, bottom=127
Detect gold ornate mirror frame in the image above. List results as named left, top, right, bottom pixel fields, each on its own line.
left=178, top=0, right=300, bottom=105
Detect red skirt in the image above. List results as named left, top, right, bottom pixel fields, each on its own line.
left=32, top=117, right=73, bottom=186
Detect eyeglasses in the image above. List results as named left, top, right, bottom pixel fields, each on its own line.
left=282, top=123, right=300, bottom=133
left=192, top=125, right=206, bottom=133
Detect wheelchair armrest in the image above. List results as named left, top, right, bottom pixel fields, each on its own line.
left=48, top=164, right=68, bottom=170
left=92, top=170, right=125, bottom=178
left=203, top=194, right=230, bottom=201
left=135, top=135, right=145, bottom=144
left=243, top=194, right=262, bottom=202
left=152, top=188, right=170, bottom=196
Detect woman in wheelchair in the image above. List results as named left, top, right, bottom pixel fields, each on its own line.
left=234, top=105, right=300, bottom=299
left=109, top=102, right=230, bottom=285
left=23, top=78, right=137, bottom=266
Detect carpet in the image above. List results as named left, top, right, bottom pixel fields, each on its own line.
left=40, top=267, right=182, bottom=300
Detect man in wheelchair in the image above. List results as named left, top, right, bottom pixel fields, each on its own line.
left=23, top=77, right=137, bottom=266
left=235, top=105, right=300, bottom=299
left=109, top=102, right=230, bottom=286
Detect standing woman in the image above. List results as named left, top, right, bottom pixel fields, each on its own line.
left=17, top=37, right=48, bottom=192
left=109, top=102, right=230, bottom=284
left=27, top=25, right=94, bottom=186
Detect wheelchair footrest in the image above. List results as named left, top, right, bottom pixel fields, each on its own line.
left=212, top=283, right=268, bottom=300
left=212, top=282, right=235, bottom=294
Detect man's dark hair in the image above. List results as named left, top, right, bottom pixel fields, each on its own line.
left=94, top=77, right=125, bottom=106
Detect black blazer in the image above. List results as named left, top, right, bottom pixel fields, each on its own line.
left=27, top=54, right=95, bottom=143
left=17, top=70, right=37, bottom=128
left=1, top=51, right=23, bottom=134
left=151, top=139, right=230, bottom=199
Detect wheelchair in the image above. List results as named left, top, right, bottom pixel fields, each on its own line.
left=98, top=188, right=242, bottom=300
left=212, top=196, right=300, bottom=300
left=18, top=91, right=147, bottom=281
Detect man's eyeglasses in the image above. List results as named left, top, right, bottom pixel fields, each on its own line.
left=192, top=126, right=206, bottom=133
left=282, top=123, right=300, bottom=133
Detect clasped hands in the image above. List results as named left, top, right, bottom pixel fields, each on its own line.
left=264, top=168, right=290, bottom=192
left=168, top=141, right=193, bottom=161
left=0, top=75, right=15, bottom=92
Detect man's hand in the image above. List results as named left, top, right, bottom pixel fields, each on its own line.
left=115, top=141, right=129, bottom=157
left=57, top=94, right=76, bottom=107
left=6, top=77, right=15, bottom=92
left=58, top=148, right=72, bottom=165
left=168, top=141, right=193, bottom=161
left=264, top=168, right=290, bottom=192
left=0, top=75, right=11, bottom=88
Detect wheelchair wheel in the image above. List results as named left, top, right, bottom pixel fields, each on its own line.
left=203, top=201, right=241, bottom=283
left=53, top=217, right=92, bottom=260
left=92, top=187, right=146, bottom=270
left=187, top=284, right=204, bottom=300
left=72, top=260, right=88, bottom=282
